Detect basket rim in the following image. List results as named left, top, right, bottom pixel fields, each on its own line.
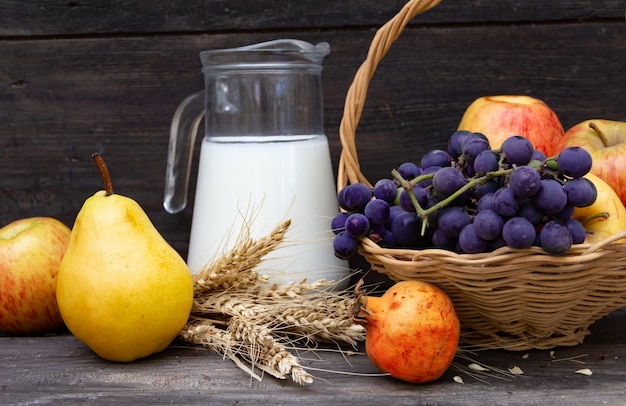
left=357, top=228, right=626, bottom=262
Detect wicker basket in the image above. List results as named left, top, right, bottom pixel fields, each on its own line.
left=337, top=0, right=626, bottom=350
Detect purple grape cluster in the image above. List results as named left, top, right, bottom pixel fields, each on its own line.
left=332, top=131, right=597, bottom=259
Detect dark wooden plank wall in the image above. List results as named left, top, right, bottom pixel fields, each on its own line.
left=2, top=0, right=625, bottom=258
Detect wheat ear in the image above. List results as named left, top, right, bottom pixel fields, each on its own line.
left=192, top=219, right=291, bottom=293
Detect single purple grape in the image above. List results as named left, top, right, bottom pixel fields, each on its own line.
left=331, top=212, right=349, bottom=234
left=509, top=165, right=542, bottom=198
left=473, top=209, right=505, bottom=240
left=462, top=137, right=491, bottom=163
left=533, top=179, right=568, bottom=214
left=473, top=150, right=500, bottom=175
left=333, top=231, right=358, bottom=260
left=373, top=179, right=398, bottom=203
left=364, top=199, right=390, bottom=225
left=432, top=229, right=457, bottom=251
left=438, top=207, right=471, bottom=238
left=493, top=187, right=519, bottom=217
left=563, top=177, right=597, bottom=207
left=501, top=135, right=534, bottom=166
left=432, top=166, right=467, bottom=197
left=337, top=187, right=349, bottom=211
left=458, top=223, right=490, bottom=253
left=502, top=217, right=536, bottom=249
left=448, top=130, right=475, bottom=158
left=564, top=218, right=587, bottom=244
left=391, top=212, right=423, bottom=248
left=397, top=162, right=421, bottom=180
left=477, top=192, right=496, bottom=212
left=344, top=213, right=370, bottom=238
left=421, top=149, right=452, bottom=168
left=342, top=183, right=372, bottom=212
left=557, top=147, right=593, bottom=178
left=539, top=220, right=573, bottom=255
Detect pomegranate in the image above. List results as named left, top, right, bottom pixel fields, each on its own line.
left=352, top=279, right=460, bottom=383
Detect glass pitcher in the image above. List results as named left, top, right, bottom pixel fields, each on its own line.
left=164, top=39, right=348, bottom=287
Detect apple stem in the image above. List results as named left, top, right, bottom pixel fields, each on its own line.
left=91, top=153, right=114, bottom=196
left=589, top=121, right=610, bottom=148
left=581, top=211, right=610, bottom=226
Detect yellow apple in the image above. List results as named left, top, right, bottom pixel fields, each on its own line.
left=573, top=173, right=626, bottom=244
left=458, top=95, right=565, bottom=156
left=554, top=119, right=626, bottom=208
left=0, top=217, right=71, bottom=334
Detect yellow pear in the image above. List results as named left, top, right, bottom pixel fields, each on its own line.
left=573, top=172, right=626, bottom=244
left=56, top=153, right=194, bottom=362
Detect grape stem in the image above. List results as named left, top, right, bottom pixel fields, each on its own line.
left=540, top=160, right=566, bottom=184
left=391, top=167, right=516, bottom=233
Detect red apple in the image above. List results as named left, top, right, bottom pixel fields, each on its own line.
left=0, top=217, right=71, bottom=335
left=573, top=173, right=626, bottom=244
left=457, top=95, right=565, bottom=156
left=554, top=119, right=626, bottom=208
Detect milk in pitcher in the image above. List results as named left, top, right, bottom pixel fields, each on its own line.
left=187, top=134, right=347, bottom=286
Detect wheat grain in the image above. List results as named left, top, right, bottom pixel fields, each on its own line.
left=179, top=318, right=233, bottom=352
left=228, top=316, right=313, bottom=384
left=192, top=219, right=290, bottom=293
left=190, top=281, right=365, bottom=347
left=193, top=291, right=266, bottom=319
left=270, top=305, right=365, bottom=346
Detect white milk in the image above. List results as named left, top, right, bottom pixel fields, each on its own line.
left=187, top=134, right=348, bottom=287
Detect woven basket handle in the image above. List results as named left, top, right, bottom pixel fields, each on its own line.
left=337, top=0, right=443, bottom=191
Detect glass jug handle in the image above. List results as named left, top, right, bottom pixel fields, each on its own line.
left=163, top=91, right=205, bottom=214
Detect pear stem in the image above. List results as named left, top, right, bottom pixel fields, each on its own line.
left=589, top=121, right=610, bottom=148
left=91, top=153, right=114, bottom=196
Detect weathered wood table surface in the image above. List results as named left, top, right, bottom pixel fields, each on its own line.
left=1, top=307, right=624, bottom=405
left=2, top=1, right=625, bottom=405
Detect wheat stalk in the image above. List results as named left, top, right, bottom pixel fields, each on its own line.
left=228, top=316, right=314, bottom=384
left=178, top=218, right=364, bottom=385
left=180, top=317, right=233, bottom=351
left=191, top=219, right=290, bottom=294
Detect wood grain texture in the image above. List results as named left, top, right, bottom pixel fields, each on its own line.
left=1, top=0, right=624, bottom=36
left=2, top=18, right=625, bottom=256
left=1, top=308, right=625, bottom=404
